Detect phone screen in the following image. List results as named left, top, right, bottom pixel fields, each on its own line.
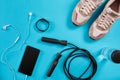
left=18, top=46, right=40, bottom=76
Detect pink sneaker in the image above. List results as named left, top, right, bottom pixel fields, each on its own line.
left=72, top=0, right=104, bottom=26
left=89, top=0, right=120, bottom=40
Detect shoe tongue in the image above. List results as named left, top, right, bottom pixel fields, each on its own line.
left=106, top=8, right=120, bottom=18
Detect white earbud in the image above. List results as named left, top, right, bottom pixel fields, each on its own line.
left=28, top=12, right=33, bottom=21
left=2, top=24, right=20, bottom=43
left=2, top=24, right=11, bottom=30
left=29, top=12, right=32, bottom=17
left=28, top=12, right=33, bottom=27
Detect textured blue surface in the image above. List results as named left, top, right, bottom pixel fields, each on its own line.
left=0, top=0, right=120, bottom=80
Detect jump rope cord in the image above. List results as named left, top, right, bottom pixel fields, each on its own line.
left=1, top=12, right=32, bottom=80
left=61, top=43, right=97, bottom=80
left=41, top=37, right=97, bottom=79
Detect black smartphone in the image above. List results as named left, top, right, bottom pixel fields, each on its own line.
left=18, top=46, right=40, bottom=76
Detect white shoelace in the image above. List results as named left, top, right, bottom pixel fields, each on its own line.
left=98, top=11, right=115, bottom=30
left=80, top=0, right=97, bottom=15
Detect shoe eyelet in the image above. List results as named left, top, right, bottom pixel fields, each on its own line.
left=83, top=5, right=86, bottom=7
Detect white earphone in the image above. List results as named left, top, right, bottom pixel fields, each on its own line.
left=23, top=12, right=33, bottom=45
left=29, top=12, right=32, bottom=17
left=1, top=24, right=21, bottom=80
left=28, top=12, right=33, bottom=24
left=2, top=24, right=20, bottom=43
left=1, top=12, right=33, bottom=80
left=2, top=24, right=11, bottom=30
left=1, top=24, right=20, bottom=80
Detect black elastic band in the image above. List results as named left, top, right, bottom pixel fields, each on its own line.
left=35, top=18, right=50, bottom=32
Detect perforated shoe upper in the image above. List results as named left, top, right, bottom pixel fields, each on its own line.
left=72, top=0, right=104, bottom=26
left=89, top=0, right=120, bottom=40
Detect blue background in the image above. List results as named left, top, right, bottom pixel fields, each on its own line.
left=0, top=0, right=120, bottom=80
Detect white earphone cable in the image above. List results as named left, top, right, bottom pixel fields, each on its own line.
left=24, top=75, right=28, bottom=80
left=23, top=12, right=32, bottom=45
left=0, top=24, right=20, bottom=80
left=1, top=12, right=32, bottom=80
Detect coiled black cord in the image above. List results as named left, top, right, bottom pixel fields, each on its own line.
left=41, top=37, right=97, bottom=80
left=61, top=43, right=97, bottom=80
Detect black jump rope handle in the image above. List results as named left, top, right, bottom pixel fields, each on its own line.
left=47, top=53, right=62, bottom=77
left=41, top=37, right=67, bottom=46
left=41, top=37, right=66, bottom=77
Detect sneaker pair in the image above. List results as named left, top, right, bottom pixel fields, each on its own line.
left=72, top=0, right=120, bottom=40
